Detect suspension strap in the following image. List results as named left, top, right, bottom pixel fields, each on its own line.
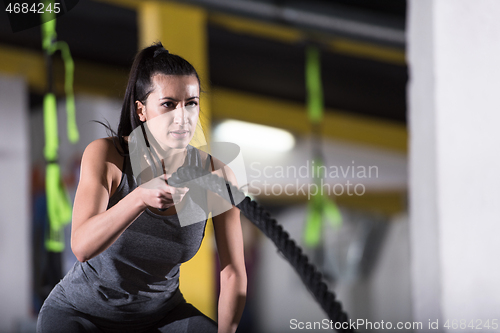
left=41, top=0, right=79, bottom=252
left=304, top=45, right=342, bottom=247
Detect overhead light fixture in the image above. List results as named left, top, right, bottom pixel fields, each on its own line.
left=213, top=120, right=296, bottom=153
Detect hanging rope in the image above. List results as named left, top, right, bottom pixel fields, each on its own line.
left=167, top=166, right=355, bottom=333
left=304, top=45, right=342, bottom=247
left=41, top=0, right=79, bottom=252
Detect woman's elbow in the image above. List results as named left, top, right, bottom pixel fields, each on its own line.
left=71, top=238, right=90, bottom=263
left=72, top=248, right=88, bottom=263
left=221, top=267, right=247, bottom=291
left=73, top=251, right=88, bottom=263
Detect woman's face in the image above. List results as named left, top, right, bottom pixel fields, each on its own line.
left=136, top=74, right=200, bottom=150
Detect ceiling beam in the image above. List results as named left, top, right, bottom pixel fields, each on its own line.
left=0, top=44, right=129, bottom=97
left=94, top=0, right=406, bottom=65
left=212, top=88, right=407, bottom=152
left=209, top=12, right=406, bottom=65
left=185, top=0, right=405, bottom=44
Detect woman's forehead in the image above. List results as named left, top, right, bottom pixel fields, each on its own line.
left=151, top=74, right=199, bottom=97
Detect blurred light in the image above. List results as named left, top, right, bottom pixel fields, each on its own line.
left=213, top=120, right=295, bottom=152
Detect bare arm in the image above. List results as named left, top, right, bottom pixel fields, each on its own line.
left=208, top=157, right=247, bottom=333
left=71, top=138, right=187, bottom=262
left=214, top=208, right=247, bottom=333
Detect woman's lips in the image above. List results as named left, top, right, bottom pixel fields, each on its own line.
left=169, top=130, right=189, bottom=139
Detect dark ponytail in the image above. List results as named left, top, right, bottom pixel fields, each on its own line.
left=113, top=41, right=201, bottom=155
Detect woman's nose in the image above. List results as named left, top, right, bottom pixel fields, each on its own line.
left=173, top=107, right=187, bottom=125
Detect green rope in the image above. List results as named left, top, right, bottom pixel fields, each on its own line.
left=41, top=3, right=56, bottom=51
left=306, top=46, right=324, bottom=124
left=304, top=45, right=342, bottom=247
left=54, top=40, right=79, bottom=143
left=41, top=1, right=79, bottom=252
left=43, top=93, right=58, bottom=161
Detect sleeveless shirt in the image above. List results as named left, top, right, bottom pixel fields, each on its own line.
left=58, top=145, right=211, bottom=322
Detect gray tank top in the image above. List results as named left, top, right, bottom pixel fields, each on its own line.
left=59, top=145, right=211, bottom=322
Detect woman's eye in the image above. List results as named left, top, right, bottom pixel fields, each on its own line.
left=187, top=101, right=198, bottom=107
left=162, top=102, right=174, bottom=108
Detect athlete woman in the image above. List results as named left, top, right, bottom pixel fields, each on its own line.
left=37, top=42, right=247, bottom=333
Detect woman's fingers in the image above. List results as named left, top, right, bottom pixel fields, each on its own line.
left=139, top=174, right=189, bottom=209
left=165, top=185, right=189, bottom=204
left=153, top=185, right=189, bottom=209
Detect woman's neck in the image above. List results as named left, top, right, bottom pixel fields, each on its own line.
left=157, top=146, right=187, bottom=175
left=124, top=135, right=188, bottom=177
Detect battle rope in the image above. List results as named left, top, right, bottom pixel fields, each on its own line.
left=167, top=165, right=355, bottom=333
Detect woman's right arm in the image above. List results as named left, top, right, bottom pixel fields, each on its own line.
left=70, top=139, right=183, bottom=262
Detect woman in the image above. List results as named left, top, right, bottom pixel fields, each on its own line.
left=37, top=42, right=247, bottom=333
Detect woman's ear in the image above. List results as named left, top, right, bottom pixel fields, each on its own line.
left=136, top=101, right=147, bottom=122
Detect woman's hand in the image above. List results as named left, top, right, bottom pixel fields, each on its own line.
left=137, top=174, right=189, bottom=210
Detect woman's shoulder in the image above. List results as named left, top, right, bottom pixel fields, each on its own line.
left=84, top=137, right=122, bottom=158
left=194, top=148, right=238, bottom=186
left=194, top=147, right=224, bottom=171
left=82, top=137, right=125, bottom=174
left=194, top=147, right=212, bottom=169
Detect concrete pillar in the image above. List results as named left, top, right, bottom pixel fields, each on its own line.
left=408, top=0, right=500, bottom=331
left=0, top=75, right=31, bottom=332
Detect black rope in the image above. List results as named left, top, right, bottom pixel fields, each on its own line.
left=168, top=165, right=355, bottom=333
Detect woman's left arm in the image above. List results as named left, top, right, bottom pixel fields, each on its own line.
left=213, top=207, right=247, bottom=333
left=209, top=158, right=247, bottom=333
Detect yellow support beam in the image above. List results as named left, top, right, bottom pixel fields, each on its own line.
left=0, top=45, right=46, bottom=92
left=0, top=44, right=129, bottom=96
left=209, top=12, right=303, bottom=44
left=0, top=44, right=406, bottom=152
left=329, top=38, right=406, bottom=66
left=212, top=88, right=407, bottom=152
left=257, top=191, right=407, bottom=216
left=137, top=1, right=216, bottom=320
left=208, top=12, right=406, bottom=66
left=93, top=0, right=139, bottom=9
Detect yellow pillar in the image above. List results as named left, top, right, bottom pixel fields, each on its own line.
left=138, top=1, right=215, bottom=319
